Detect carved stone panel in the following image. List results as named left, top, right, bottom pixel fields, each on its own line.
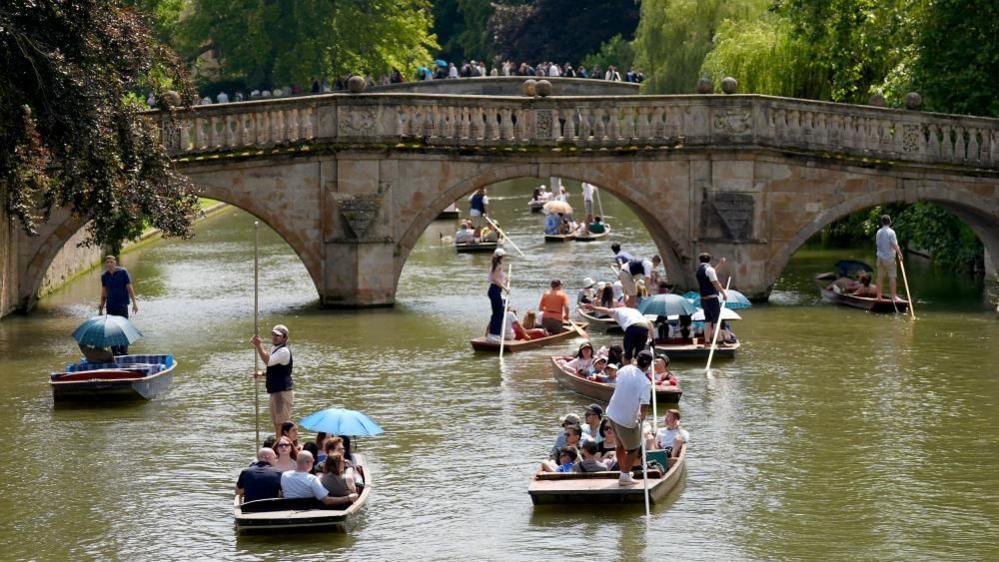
left=337, top=107, right=378, bottom=136
left=712, top=111, right=752, bottom=135
left=702, top=192, right=755, bottom=241
left=333, top=193, right=383, bottom=239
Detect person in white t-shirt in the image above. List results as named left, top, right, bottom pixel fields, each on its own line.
left=581, top=182, right=596, bottom=221
left=605, top=350, right=653, bottom=486
left=646, top=408, right=688, bottom=458
left=874, top=214, right=903, bottom=301
left=584, top=303, right=652, bottom=363
left=281, top=450, right=358, bottom=505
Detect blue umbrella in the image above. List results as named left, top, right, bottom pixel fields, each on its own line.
left=683, top=290, right=752, bottom=309
left=299, top=408, right=384, bottom=437
left=435, top=59, right=448, bottom=68
left=637, top=294, right=699, bottom=317
left=72, top=315, right=143, bottom=348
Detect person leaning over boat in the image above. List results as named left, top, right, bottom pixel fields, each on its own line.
left=98, top=255, right=138, bottom=355
left=486, top=249, right=509, bottom=341
left=583, top=303, right=651, bottom=363
left=538, top=279, right=571, bottom=334
left=281, top=450, right=357, bottom=505
left=695, top=253, right=729, bottom=345
left=251, top=324, right=294, bottom=437
left=874, top=214, right=903, bottom=302
left=235, top=447, right=282, bottom=503
left=606, top=350, right=653, bottom=486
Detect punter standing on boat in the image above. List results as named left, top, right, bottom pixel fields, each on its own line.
left=875, top=215, right=903, bottom=301
left=696, top=253, right=728, bottom=344
left=469, top=188, right=489, bottom=237
left=252, top=324, right=293, bottom=436
left=581, top=182, right=596, bottom=222
left=486, top=249, right=509, bottom=341
left=606, top=350, right=653, bottom=486
left=98, top=255, right=139, bottom=355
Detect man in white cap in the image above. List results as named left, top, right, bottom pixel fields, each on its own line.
left=577, top=277, right=597, bottom=305
left=252, top=324, right=293, bottom=436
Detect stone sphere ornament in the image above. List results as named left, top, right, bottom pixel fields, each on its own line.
left=162, top=90, right=181, bottom=108
left=696, top=78, right=714, bottom=94
left=868, top=93, right=886, bottom=107
left=347, top=75, right=366, bottom=94
left=522, top=79, right=538, bottom=97
left=721, top=77, right=738, bottom=94
left=536, top=80, right=553, bottom=97
left=905, top=92, right=923, bottom=110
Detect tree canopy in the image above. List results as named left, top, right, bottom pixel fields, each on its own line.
left=0, top=0, right=198, bottom=254
left=176, top=0, right=440, bottom=87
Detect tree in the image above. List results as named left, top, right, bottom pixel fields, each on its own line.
left=581, top=35, right=636, bottom=75
left=177, top=0, right=439, bottom=87
left=0, top=0, right=198, bottom=255
left=490, top=0, right=640, bottom=64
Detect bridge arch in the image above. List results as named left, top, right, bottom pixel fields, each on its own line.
left=766, top=185, right=999, bottom=293
left=393, top=160, right=695, bottom=292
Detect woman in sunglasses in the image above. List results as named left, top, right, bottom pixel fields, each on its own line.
left=272, top=436, right=298, bottom=472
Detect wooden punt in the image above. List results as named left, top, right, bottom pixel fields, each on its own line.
left=470, top=322, right=589, bottom=353
left=815, top=272, right=910, bottom=313
left=528, top=200, right=545, bottom=213
left=550, top=356, right=682, bottom=403
left=234, top=454, right=371, bottom=534
left=652, top=338, right=739, bottom=360
left=49, top=354, right=176, bottom=401
left=544, top=232, right=574, bottom=243
left=571, top=226, right=611, bottom=242
left=455, top=240, right=501, bottom=253
left=435, top=209, right=460, bottom=220
left=529, top=444, right=686, bottom=505
left=576, top=308, right=622, bottom=333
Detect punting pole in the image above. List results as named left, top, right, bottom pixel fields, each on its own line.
left=498, top=264, right=513, bottom=359
left=897, top=253, right=916, bottom=320
left=484, top=216, right=525, bottom=257
left=595, top=184, right=605, bottom=220
left=642, top=426, right=651, bottom=518
left=704, top=277, right=732, bottom=374
left=253, top=221, right=261, bottom=450
left=649, top=336, right=659, bottom=436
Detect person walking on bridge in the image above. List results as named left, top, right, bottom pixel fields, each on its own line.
left=252, top=324, right=294, bottom=437
left=875, top=214, right=904, bottom=302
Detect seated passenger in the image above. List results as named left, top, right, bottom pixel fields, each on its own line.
left=587, top=216, right=607, bottom=234
left=577, top=278, right=596, bottom=305
left=852, top=274, right=878, bottom=298
left=597, top=418, right=619, bottom=468
left=606, top=345, right=624, bottom=367
left=646, top=409, right=689, bottom=459
left=320, top=452, right=358, bottom=504
left=313, top=432, right=328, bottom=464
left=591, top=363, right=619, bottom=383
left=480, top=224, right=499, bottom=242
left=565, top=342, right=595, bottom=375
left=280, top=450, right=357, bottom=505
left=586, top=356, right=609, bottom=380
left=653, top=356, right=678, bottom=386
left=557, top=215, right=572, bottom=235
left=279, top=421, right=301, bottom=450
left=302, top=442, right=320, bottom=473
left=598, top=284, right=616, bottom=309
left=573, top=441, right=609, bottom=472
left=540, top=445, right=579, bottom=473
left=235, top=447, right=281, bottom=503
left=581, top=403, right=604, bottom=444
left=511, top=309, right=547, bottom=340
left=544, top=212, right=561, bottom=235
left=550, top=423, right=589, bottom=460
left=455, top=223, right=475, bottom=244
left=272, top=436, right=298, bottom=472
left=553, top=413, right=581, bottom=451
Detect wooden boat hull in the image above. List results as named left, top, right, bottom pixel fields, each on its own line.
left=470, top=323, right=589, bottom=353
left=816, top=274, right=910, bottom=313
left=653, top=339, right=739, bottom=360
left=576, top=309, right=622, bottom=333
left=544, top=233, right=574, bottom=243
left=572, top=227, right=611, bottom=242
left=529, top=445, right=686, bottom=505
left=234, top=454, right=371, bottom=534
left=550, top=357, right=681, bottom=403
left=528, top=201, right=544, bottom=213
left=50, top=362, right=176, bottom=401
left=435, top=210, right=460, bottom=220
left=455, top=241, right=499, bottom=253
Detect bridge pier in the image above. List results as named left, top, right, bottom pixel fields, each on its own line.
left=321, top=240, right=396, bottom=307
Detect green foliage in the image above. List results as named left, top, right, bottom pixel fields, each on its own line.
left=489, top=0, right=639, bottom=64
left=581, top=35, right=635, bottom=73
left=634, top=0, right=769, bottom=94
left=700, top=15, right=800, bottom=95
left=177, top=0, right=439, bottom=87
left=123, top=0, right=186, bottom=43
left=0, top=0, right=198, bottom=255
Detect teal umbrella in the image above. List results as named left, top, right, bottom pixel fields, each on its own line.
left=637, top=294, right=698, bottom=317
left=72, top=315, right=143, bottom=348
left=684, top=290, right=752, bottom=310
left=299, top=408, right=384, bottom=437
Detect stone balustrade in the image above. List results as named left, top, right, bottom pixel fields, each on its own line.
left=159, top=93, right=999, bottom=170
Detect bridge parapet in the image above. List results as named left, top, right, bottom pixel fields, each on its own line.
left=160, top=94, right=999, bottom=171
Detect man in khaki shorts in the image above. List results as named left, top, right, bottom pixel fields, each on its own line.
left=605, top=350, right=653, bottom=486
left=252, top=324, right=294, bottom=436
left=874, top=215, right=903, bottom=301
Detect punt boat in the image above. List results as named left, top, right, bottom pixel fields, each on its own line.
left=528, top=200, right=545, bottom=213
left=652, top=337, right=739, bottom=360
left=470, top=322, right=589, bottom=353
left=49, top=354, right=176, bottom=401
left=815, top=270, right=910, bottom=313
left=550, top=356, right=682, bottom=403
left=234, top=453, right=371, bottom=534
left=576, top=308, right=622, bottom=333
left=572, top=226, right=611, bottom=242
left=455, top=240, right=501, bottom=253
left=529, top=444, right=686, bottom=505
left=435, top=203, right=460, bottom=220
left=544, top=233, right=574, bottom=243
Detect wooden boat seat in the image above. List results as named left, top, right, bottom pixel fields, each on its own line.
left=239, top=497, right=345, bottom=513
left=53, top=369, right=150, bottom=382
left=536, top=468, right=664, bottom=480
left=657, top=337, right=696, bottom=345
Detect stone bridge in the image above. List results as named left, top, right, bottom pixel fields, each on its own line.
left=12, top=88, right=999, bottom=309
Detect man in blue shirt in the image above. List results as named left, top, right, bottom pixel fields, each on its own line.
left=99, top=255, right=138, bottom=354
left=236, top=448, right=282, bottom=503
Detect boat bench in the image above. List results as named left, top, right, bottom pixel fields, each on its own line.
left=239, top=497, right=342, bottom=512
left=536, top=468, right=665, bottom=480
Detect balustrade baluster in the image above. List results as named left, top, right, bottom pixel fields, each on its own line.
left=606, top=107, right=620, bottom=141
left=576, top=108, right=591, bottom=141
left=954, top=127, right=967, bottom=161
left=485, top=107, right=500, bottom=140
left=458, top=107, right=471, bottom=140
left=593, top=108, right=606, bottom=140
left=619, top=106, right=635, bottom=140
left=634, top=106, right=649, bottom=140
left=967, top=128, right=980, bottom=163
left=468, top=108, right=483, bottom=140
left=500, top=108, right=514, bottom=140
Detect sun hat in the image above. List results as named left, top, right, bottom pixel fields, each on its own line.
left=272, top=324, right=289, bottom=338
left=582, top=277, right=595, bottom=289
left=493, top=248, right=506, bottom=257
left=560, top=413, right=581, bottom=426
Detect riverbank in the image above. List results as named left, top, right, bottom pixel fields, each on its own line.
left=36, top=200, right=228, bottom=299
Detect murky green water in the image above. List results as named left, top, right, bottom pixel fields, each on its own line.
left=0, top=180, right=996, bottom=560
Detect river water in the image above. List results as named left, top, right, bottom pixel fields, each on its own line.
left=0, top=180, right=996, bottom=560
